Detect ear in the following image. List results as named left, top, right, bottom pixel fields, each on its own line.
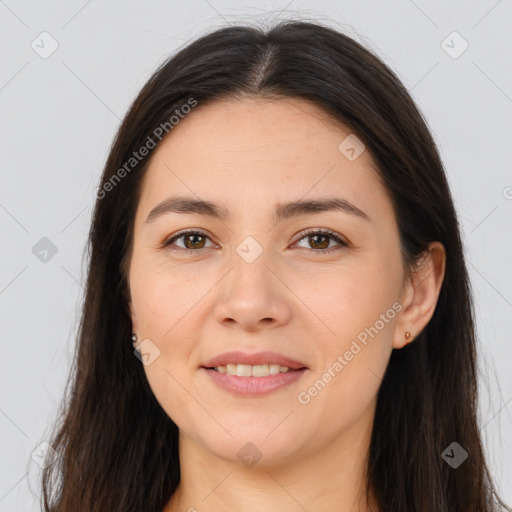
left=393, top=241, right=446, bottom=349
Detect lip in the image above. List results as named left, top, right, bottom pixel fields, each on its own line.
left=201, top=350, right=308, bottom=370
left=201, top=367, right=308, bottom=397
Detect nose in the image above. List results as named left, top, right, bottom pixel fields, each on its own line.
left=213, top=251, right=292, bottom=332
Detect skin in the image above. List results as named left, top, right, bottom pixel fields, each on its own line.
left=127, top=96, right=446, bottom=512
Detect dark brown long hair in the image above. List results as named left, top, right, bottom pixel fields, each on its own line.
left=39, top=20, right=511, bottom=511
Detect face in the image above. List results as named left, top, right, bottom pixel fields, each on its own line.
left=128, top=96, right=408, bottom=466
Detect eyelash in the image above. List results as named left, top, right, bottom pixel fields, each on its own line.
left=162, top=227, right=349, bottom=254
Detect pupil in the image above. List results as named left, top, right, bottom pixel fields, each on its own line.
left=311, top=234, right=329, bottom=249
left=186, top=234, right=204, bottom=249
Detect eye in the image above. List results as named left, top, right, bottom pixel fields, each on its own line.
left=162, top=229, right=216, bottom=252
left=293, top=228, right=349, bottom=253
left=162, top=228, right=349, bottom=254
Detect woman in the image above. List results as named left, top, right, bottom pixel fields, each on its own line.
left=40, top=20, right=511, bottom=512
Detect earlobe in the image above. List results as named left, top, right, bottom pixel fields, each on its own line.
left=393, top=242, right=446, bottom=349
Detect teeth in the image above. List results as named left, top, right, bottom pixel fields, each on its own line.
left=269, top=363, right=281, bottom=375
left=215, top=363, right=292, bottom=377
left=236, top=364, right=252, bottom=377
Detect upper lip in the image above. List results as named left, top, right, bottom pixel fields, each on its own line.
left=202, top=351, right=308, bottom=370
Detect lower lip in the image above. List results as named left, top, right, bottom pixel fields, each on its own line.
left=201, top=367, right=308, bottom=397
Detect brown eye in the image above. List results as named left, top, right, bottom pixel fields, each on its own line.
left=294, top=229, right=349, bottom=253
left=182, top=233, right=206, bottom=249
left=163, top=230, right=214, bottom=251
left=163, top=228, right=348, bottom=254
left=308, top=233, right=330, bottom=249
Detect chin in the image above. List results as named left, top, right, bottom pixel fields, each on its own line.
left=194, top=424, right=307, bottom=468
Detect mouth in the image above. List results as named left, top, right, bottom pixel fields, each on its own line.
left=201, top=366, right=308, bottom=396
left=203, top=363, right=306, bottom=377
left=201, top=350, right=308, bottom=373
left=200, top=351, right=309, bottom=396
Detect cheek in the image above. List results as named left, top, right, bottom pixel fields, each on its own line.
left=143, top=359, right=195, bottom=430
left=300, top=302, right=394, bottom=437
left=298, top=260, right=397, bottom=398
left=131, top=261, right=199, bottom=335
left=136, top=279, right=200, bottom=428
left=301, top=260, right=398, bottom=338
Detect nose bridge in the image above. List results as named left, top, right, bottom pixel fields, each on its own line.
left=227, top=236, right=275, bottom=302
left=213, top=234, right=292, bottom=329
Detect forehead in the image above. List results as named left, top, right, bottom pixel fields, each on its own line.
left=136, top=96, right=391, bottom=224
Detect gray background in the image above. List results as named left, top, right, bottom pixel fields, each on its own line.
left=1, top=0, right=511, bottom=510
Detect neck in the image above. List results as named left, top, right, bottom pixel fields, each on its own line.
left=164, top=402, right=378, bottom=512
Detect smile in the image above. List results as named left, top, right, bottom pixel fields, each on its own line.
left=202, top=366, right=308, bottom=396
left=212, top=363, right=294, bottom=377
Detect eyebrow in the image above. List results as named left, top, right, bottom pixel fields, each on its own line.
left=145, top=195, right=371, bottom=224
